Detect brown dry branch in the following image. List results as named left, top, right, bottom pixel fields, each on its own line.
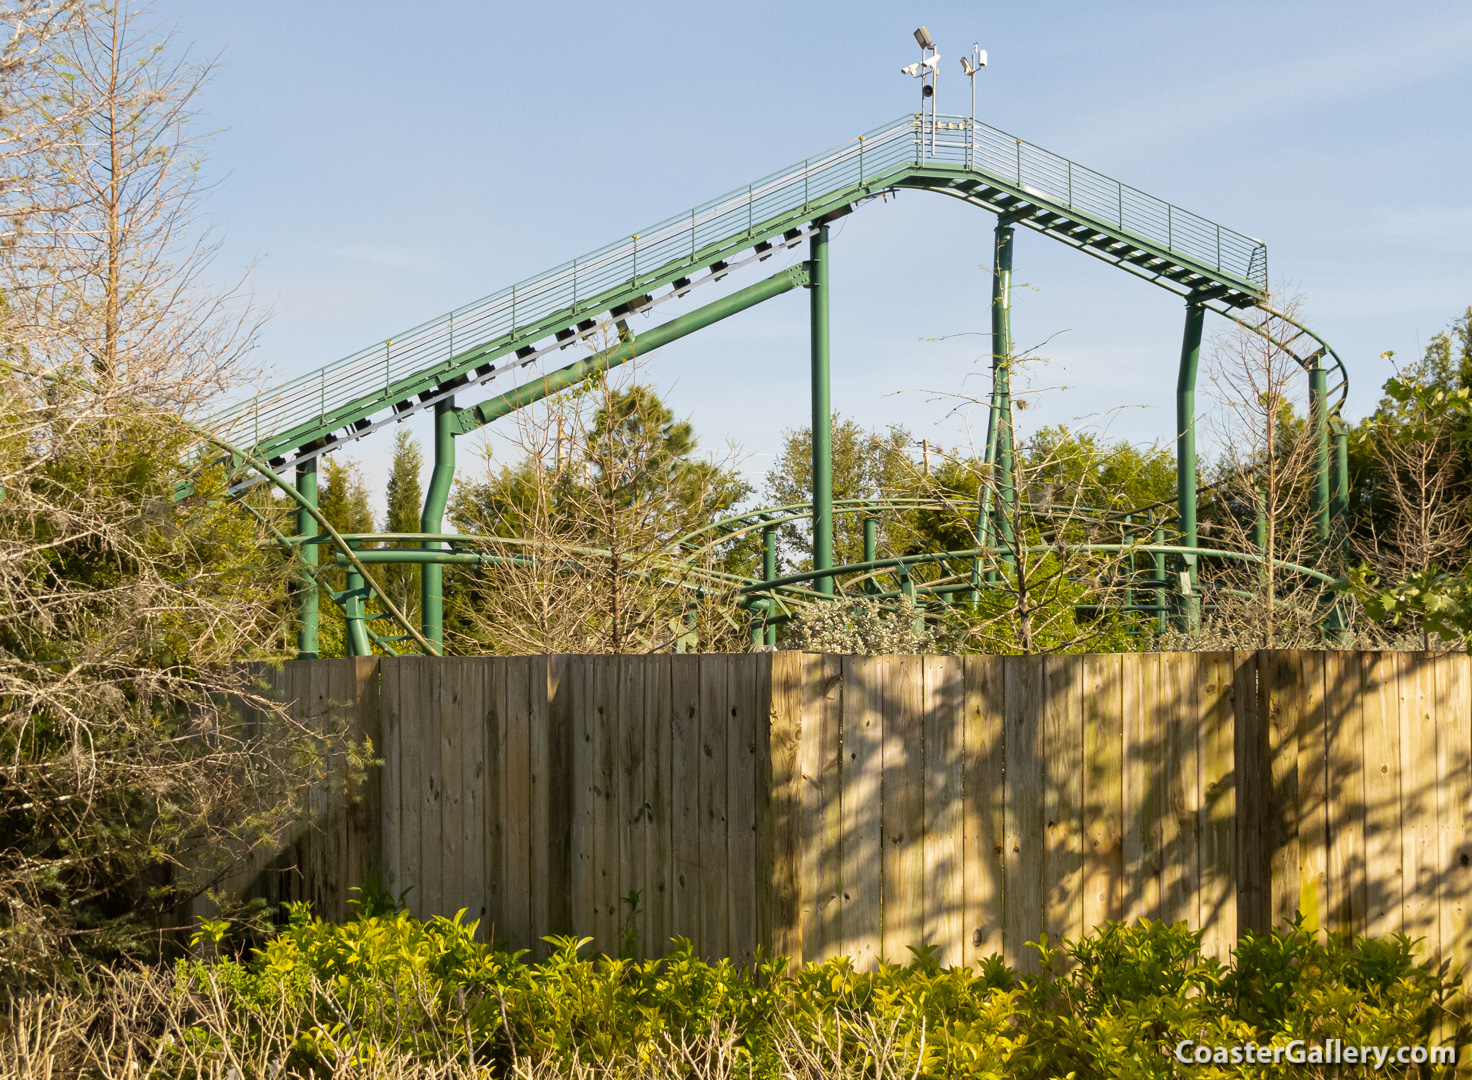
left=0, top=3, right=336, bottom=980
left=448, top=352, right=751, bottom=655
left=1192, top=295, right=1339, bottom=649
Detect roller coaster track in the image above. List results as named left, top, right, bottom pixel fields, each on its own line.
left=205, top=113, right=1347, bottom=483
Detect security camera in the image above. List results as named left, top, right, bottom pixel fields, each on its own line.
left=901, top=62, right=922, bottom=76
left=922, top=53, right=941, bottom=70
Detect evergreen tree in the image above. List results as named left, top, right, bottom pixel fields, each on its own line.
left=317, top=457, right=374, bottom=536
left=381, top=430, right=424, bottom=619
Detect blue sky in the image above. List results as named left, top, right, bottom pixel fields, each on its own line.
left=172, top=1, right=1472, bottom=514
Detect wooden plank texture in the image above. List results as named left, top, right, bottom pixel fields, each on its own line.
left=1360, top=651, right=1403, bottom=938
left=544, top=655, right=575, bottom=943
left=669, top=655, right=702, bottom=948
left=1325, top=651, right=1366, bottom=937
left=1082, top=653, right=1124, bottom=935
left=1198, top=652, right=1236, bottom=962
left=923, top=655, right=965, bottom=967
left=963, top=655, right=1005, bottom=961
left=1296, top=652, right=1328, bottom=934
left=841, top=655, right=883, bottom=971
left=697, top=655, right=730, bottom=960
left=881, top=654, right=925, bottom=963
left=643, top=656, right=673, bottom=958
left=1043, top=655, right=1084, bottom=950
left=727, top=656, right=760, bottom=967
left=503, top=657, right=533, bottom=946
left=1004, top=654, right=1045, bottom=972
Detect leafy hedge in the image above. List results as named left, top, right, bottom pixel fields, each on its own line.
left=175, top=892, right=1465, bottom=1078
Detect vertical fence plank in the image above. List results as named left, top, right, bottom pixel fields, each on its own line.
left=458, top=660, right=487, bottom=936
left=616, top=656, right=646, bottom=957
left=545, top=656, right=574, bottom=942
left=923, top=655, right=965, bottom=967
left=483, top=659, right=505, bottom=942
left=381, top=658, right=403, bottom=904
left=439, top=661, right=466, bottom=929
left=1399, top=654, right=1439, bottom=965
left=768, top=653, right=805, bottom=964
left=1082, top=653, right=1124, bottom=934
left=527, top=656, right=551, bottom=957
left=800, top=652, right=844, bottom=963
left=348, top=658, right=381, bottom=913
left=1325, top=651, right=1366, bottom=938
left=841, top=654, right=883, bottom=970
left=592, top=656, right=621, bottom=956
left=698, top=655, right=730, bottom=961
left=1043, top=655, right=1084, bottom=951
left=503, top=657, right=532, bottom=947
left=420, top=660, right=445, bottom=922
left=964, top=655, right=1005, bottom=961
left=1005, top=654, right=1045, bottom=972
left=1123, top=652, right=1160, bottom=925
left=753, top=654, right=782, bottom=961
left=882, top=654, right=925, bottom=962
left=1160, top=652, right=1200, bottom=931
left=669, top=655, right=701, bottom=948
left=1233, top=651, right=1267, bottom=935
left=1263, top=651, right=1302, bottom=931
left=643, top=655, right=673, bottom=959
left=1433, top=654, right=1472, bottom=1002
left=1361, top=652, right=1403, bottom=938
left=395, top=660, right=424, bottom=918
left=728, top=656, right=760, bottom=968
left=1297, top=652, right=1328, bottom=934
left=1198, top=652, right=1236, bottom=962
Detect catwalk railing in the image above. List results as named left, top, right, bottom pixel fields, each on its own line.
left=200, top=650, right=1471, bottom=991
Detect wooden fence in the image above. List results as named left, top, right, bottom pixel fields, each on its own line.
left=205, top=651, right=1472, bottom=985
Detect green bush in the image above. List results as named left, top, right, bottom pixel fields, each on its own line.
left=172, top=894, right=1465, bottom=1078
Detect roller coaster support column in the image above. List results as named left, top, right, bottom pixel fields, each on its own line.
left=810, top=224, right=834, bottom=595
left=1310, top=364, right=1352, bottom=644
left=421, top=395, right=456, bottom=649
left=1152, top=523, right=1169, bottom=635
left=295, top=459, right=319, bottom=659
left=990, top=222, right=1017, bottom=566
left=343, top=541, right=371, bottom=657
left=762, top=525, right=778, bottom=647
left=1310, top=360, right=1330, bottom=544
left=1174, top=299, right=1204, bottom=633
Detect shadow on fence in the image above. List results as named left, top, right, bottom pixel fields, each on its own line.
left=194, top=650, right=1471, bottom=993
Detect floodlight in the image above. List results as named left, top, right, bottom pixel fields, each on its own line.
left=913, top=26, right=933, bottom=48
left=901, top=61, right=921, bottom=76
left=960, top=56, right=975, bottom=76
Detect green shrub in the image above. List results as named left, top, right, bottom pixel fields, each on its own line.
left=169, top=895, right=1465, bottom=1079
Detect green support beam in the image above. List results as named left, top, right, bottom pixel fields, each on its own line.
left=1175, top=300, right=1204, bottom=633
left=1309, top=361, right=1331, bottom=545
left=344, top=542, right=371, bottom=657
left=810, top=224, right=834, bottom=595
left=420, top=396, right=456, bottom=648
left=453, top=262, right=811, bottom=437
left=762, top=525, right=778, bottom=647
left=990, top=223, right=1017, bottom=565
left=295, top=459, right=319, bottom=659
left=1330, top=418, right=1349, bottom=524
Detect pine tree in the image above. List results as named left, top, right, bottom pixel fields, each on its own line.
left=381, top=430, right=424, bottom=618
left=317, top=457, right=375, bottom=536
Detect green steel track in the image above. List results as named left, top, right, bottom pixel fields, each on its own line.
left=195, top=112, right=1353, bottom=654
left=206, top=113, right=1346, bottom=481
